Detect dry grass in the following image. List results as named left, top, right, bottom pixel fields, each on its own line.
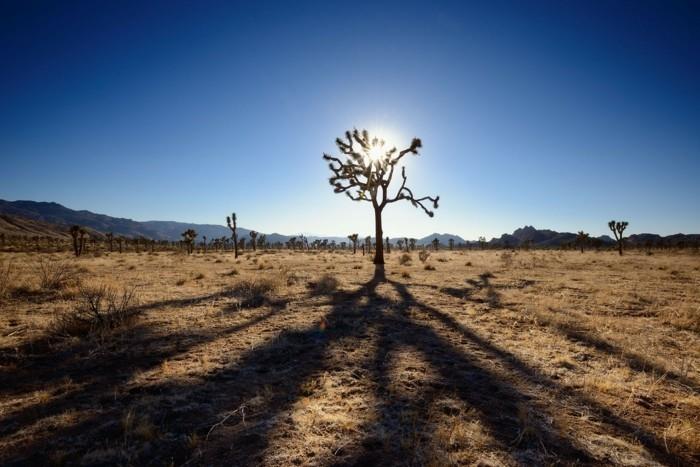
left=0, top=249, right=698, bottom=465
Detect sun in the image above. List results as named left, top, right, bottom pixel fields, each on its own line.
left=363, top=127, right=401, bottom=164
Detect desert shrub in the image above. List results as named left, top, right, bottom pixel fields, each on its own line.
left=399, top=253, right=412, bottom=266
left=0, top=260, right=15, bottom=298
left=225, top=268, right=239, bottom=276
left=437, top=257, right=448, bottom=263
left=424, top=264, right=436, bottom=271
left=465, top=261, right=472, bottom=266
left=194, top=272, right=205, bottom=280
left=38, top=258, right=79, bottom=290
left=500, top=252, right=514, bottom=268
left=230, top=277, right=279, bottom=308
left=418, top=250, right=430, bottom=263
left=53, top=283, right=139, bottom=336
left=401, top=271, right=411, bottom=279
left=309, top=273, right=339, bottom=295
left=176, top=278, right=187, bottom=286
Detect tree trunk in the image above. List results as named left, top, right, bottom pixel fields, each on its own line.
left=373, top=206, right=384, bottom=265
left=618, top=240, right=623, bottom=256
left=233, top=234, right=238, bottom=258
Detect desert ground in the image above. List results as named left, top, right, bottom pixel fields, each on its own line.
left=0, top=248, right=698, bottom=466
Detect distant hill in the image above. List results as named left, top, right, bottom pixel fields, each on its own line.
left=488, top=226, right=699, bottom=248
left=1, top=200, right=697, bottom=247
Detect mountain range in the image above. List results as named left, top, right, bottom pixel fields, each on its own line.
left=0, top=200, right=697, bottom=247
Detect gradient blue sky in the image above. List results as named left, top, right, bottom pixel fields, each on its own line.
left=2, top=0, right=698, bottom=239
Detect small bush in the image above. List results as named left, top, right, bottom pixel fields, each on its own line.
left=437, top=257, right=448, bottom=263
left=418, top=250, right=430, bottom=263
left=399, top=253, right=412, bottom=266
left=176, top=278, right=187, bottom=286
left=194, top=273, right=205, bottom=280
left=38, top=258, right=79, bottom=290
left=230, top=277, right=279, bottom=308
left=465, top=261, right=472, bottom=266
left=500, top=252, right=514, bottom=268
left=0, top=260, right=15, bottom=298
left=424, top=264, right=436, bottom=271
left=309, top=273, right=339, bottom=295
left=401, top=271, right=411, bottom=279
left=225, top=268, right=239, bottom=276
left=53, top=283, right=139, bottom=336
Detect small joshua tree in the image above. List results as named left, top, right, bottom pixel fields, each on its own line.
left=448, top=238, right=455, bottom=250
left=105, top=232, right=114, bottom=252
left=226, top=213, right=239, bottom=258
left=409, top=238, right=416, bottom=251
left=181, top=229, right=197, bottom=254
left=404, top=237, right=409, bottom=252
left=69, top=225, right=87, bottom=257
left=478, top=236, right=487, bottom=250
left=249, top=230, right=258, bottom=251
left=385, top=237, right=391, bottom=254
left=323, top=129, right=439, bottom=266
left=576, top=231, right=590, bottom=253
left=348, top=233, right=359, bottom=254
left=608, top=220, right=628, bottom=256
left=397, top=239, right=404, bottom=251
left=432, top=238, right=439, bottom=251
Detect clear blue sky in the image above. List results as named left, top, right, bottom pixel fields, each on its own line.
left=2, top=0, right=698, bottom=239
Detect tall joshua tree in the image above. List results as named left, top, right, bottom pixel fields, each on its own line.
left=181, top=229, right=197, bottom=254
left=249, top=230, right=258, bottom=251
left=608, top=220, right=628, bottom=256
left=106, top=232, right=114, bottom=252
left=323, top=129, right=439, bottom=266
left=226, top=213, right=239, bottom=258
left=348, top=233, right=359, bottom=254
left=576, top=231, right=590, bottom=253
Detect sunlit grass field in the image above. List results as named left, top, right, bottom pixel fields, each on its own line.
left=1, top=248, right=698, bottom=465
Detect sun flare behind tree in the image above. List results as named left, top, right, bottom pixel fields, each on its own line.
left=322, top=128, right=439, bottom=266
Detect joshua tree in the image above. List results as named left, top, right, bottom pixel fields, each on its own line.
left=105, top=232, right=114, bottom=252
left=576, top=231, right=590, bottom=253
left=385, top=237, right=391, bottom=253
left=432, top=238, right=440, bottom=251
left=226, top=213, right=239, bottom=258
left=365, top=236, right=372, bottom=255
left=403, top=237, right=409, bottom=252
left=608, top=220, right=628, bottom=256
left=348, top=233, right=359, bottom=254
left=478, top=236, right=487, bottom=250
left=117, top=236, right=124, bottom=253
left=409, top=238, right=417, bottom=251
left=323, top=129, right=439, bottom=266
left=397, top=239, right=404, bottom=251
left=249, top=230, right=258, bottom=251
left=258, top=233, right=267, bottom=250
left=69, top=225, right=87, bottom=257
left=448, top=238, right=455, bottom=250
left=181, top=229, right=197, bottom=254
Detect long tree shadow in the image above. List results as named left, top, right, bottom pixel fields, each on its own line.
left=0, top=294, right=288, bottom=463
left=538, top=307, right=698, bottom=389
left=385, top=279, right=690, bottom=466
left=3, top=268, right=694, bottom=465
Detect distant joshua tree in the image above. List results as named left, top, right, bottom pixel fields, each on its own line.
left=105, top=232, right=114, bottom=252
left=409, top=238, right=416, bottom=251
left=323, top=129, right=439, bottom=266
left=202, top=235, right=207, bottom=253
left=226, top=213, right=239, bottom=258
left=404, top=237, right=409, bottom=252
left=257, top=233, right=266, bottom=250
left=69, top=225, right=87, bottom=257
left=478, top=236, right=487, bottom=250
left=249, top=230, right=258, bottom=251
left=385, top=236, right=391, bottom=253
left=397, top=239, right=404, bottom=251
left=448, top=238, right=455, bottom=250
left=432, top=238, right=439, bottom=251
left=181, top=229, right=197, bottom=254
left=576, top=231, right=590, bottom=253
left=117, top=236, right=124, bottom=253
left=608, top=220, right=628, bottom=256
left=348, top=233, right=359, bottom=254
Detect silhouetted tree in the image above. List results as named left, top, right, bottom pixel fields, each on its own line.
left=409, top=238, right=417, bottom=251
left=348, top=233, right=359, bottom=254
left=608, top=220, right=628, bottom=256
left=448, top=238, right=454, bottom=250
left=432, top=238, right=439, bottom=251
left=181, top=229, right=197, bottom=254
left=576, top=231, right=590, bottom=253
left=105, top=232, right=114, bottom=252
left=69, top=225, right=87, bottom=257
left=385, top=236, right=391, bottom=253
left=249, top=230, right=258, bottom=251
left=478, top=236, right=487, bottom=250
left=226, top=213, right=239, bottom=258
left=397, top=239, right=404, bottom=251
left=323, top=129, right=439, bottom=266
